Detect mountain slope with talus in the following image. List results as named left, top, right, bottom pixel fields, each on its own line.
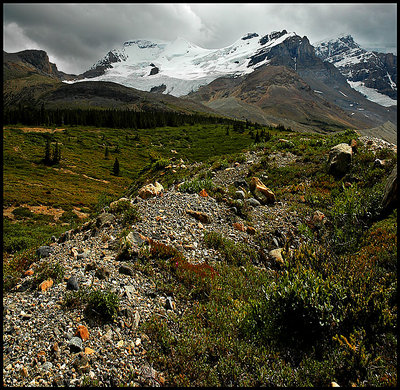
left=313, top=34, right=397, bottom=105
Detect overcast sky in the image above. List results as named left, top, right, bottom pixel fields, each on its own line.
left=3, top=3, right=397, bottom=74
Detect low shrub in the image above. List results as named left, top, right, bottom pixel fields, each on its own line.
left=12, top=206, right=33, bottom=219
left=32, top=260, right=65, bottom=288
left=203, top=231, right=257, bottom=266
left=178, top=177, right=214, bottom=194
left=84, top=288, right=120, bottom=322
left=242, top=266, right=347, bottom=354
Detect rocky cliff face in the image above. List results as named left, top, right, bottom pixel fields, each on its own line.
left=3, top=49, right=76, bottom=81
left=314, top=35, right=397, bottom=100
left=249, top=33, right=316, bottom=70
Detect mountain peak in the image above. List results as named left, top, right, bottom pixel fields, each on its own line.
left=314, top=34, right=397, bottom=104
left=241, top=32, right=259, bottom=40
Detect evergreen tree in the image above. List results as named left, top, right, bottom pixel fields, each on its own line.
left=44, top=137, right=51, bottom=165
left=113, top=157, right=120, bottom=176
left=105, top=146, right=110, bottom=159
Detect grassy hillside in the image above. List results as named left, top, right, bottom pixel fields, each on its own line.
left=3, top=122, right=253, bottom=254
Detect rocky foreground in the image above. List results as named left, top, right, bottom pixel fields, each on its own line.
left=3, top=135, right=396, bottom=387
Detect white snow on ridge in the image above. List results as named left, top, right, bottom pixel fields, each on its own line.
left=66, top=32, right=295, bottom=97
left=348, top=81, right=397, bottom=107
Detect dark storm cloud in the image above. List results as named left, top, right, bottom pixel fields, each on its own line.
left=3, top=3, right=397, bottom=74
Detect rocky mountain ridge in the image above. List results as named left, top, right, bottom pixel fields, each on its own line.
left=3, top=50, right=76, bottom=81
left=314, top=34, right=397, bottom=103
left=4, top=31, right=397, bottom=137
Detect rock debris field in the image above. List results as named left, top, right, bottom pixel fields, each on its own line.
left=3, top=137, right=395, bottom=387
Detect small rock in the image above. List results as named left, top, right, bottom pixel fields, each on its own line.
left=165, top=296, right=176, bottom=311
left=269, top=248, right=284, bottom=266
left=246, top=198, right=261, bottom=207
left=235, top=190, right=246, bottom=200
left=101, top=328, right=113, bottom=343
left=119, top=264, right=135, bottom=276
left=20, top=366, right=29, bottom=378
left=233, top=222, right=246, bottom=232
left=66, top=276, right=79, bottom=291
left=23, top=269, right=34, bottom=277
left=36, top=246, right=54, bottom=259
left=95, top=266, right=110, bottom=280
left=96, top=212, right=116, bottom=228
left=69, top=336, right=83, bottom=352
left=75, top=325, right=89, bottom=341
left=124, top=285, right=136, bottom=301
left=199, top=189, right=209, bottom=197
left=38, top=279, right=53, bottom=292
left=138, top=182, right=164, bottom=199
left=77, top=249, right=90, bottom=260
left=84, top=347, right=95, bottom=355
left=186, top=209, right=211, bottom=224
left=125, top=231, right=148, bottom=247
left=328, top=143, right=353, bottom=176
left=72, top=352, right=90, bottom=374
left=249, top=177, right=275, bottom=205
left=41, top=362, right=53, bottom=372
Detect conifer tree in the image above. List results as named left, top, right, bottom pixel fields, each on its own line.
left=44, top=137, right=51, bottom=165
left=113, top=157, right=120, bottom=176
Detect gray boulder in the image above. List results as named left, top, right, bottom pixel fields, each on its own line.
left=328, top=143, right=353, bottom=176
left=36, top=246, right=54, bottom=259
left=66, top=276, right=79, bottom=291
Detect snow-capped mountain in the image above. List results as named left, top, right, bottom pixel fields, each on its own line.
left=69, top=31, right=299, bottom=97
left=314, top=34, right=397, bottom=107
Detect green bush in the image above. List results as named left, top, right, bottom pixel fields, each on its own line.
left=12, top=206, right=34, bottom=219
left=153, top=157, right=170, bottom=171
left=33, top=260, right=65, bottom=288
left=63, top=286, right=90, bottom=309
left=84, top=288, right=120, bottom=322
left=178, top=177, right=214, bottom=194
left=328, top=182, right=384, bottom=254
left=242, top=266, right=347, bottom=353
left=204, top=231, right=257, bottom=267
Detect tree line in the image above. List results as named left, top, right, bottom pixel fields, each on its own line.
left=3, top=106, right=250, bottom=129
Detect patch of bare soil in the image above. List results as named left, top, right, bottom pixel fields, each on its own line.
left=3, top=204, right=64, bottom=221
left=82, top=174, right=110, bottom=184
left=72, top=207, right=90, bottom=220
left=19, top=127, right=66, bottom=133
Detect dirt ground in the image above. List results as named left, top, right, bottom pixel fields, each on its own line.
left=3, top=204, right=89, bottom=221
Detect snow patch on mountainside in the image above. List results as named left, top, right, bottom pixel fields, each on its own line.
left=314, top=34, right=397, bottom=107
left=348, top=81, right=397, bottom=107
